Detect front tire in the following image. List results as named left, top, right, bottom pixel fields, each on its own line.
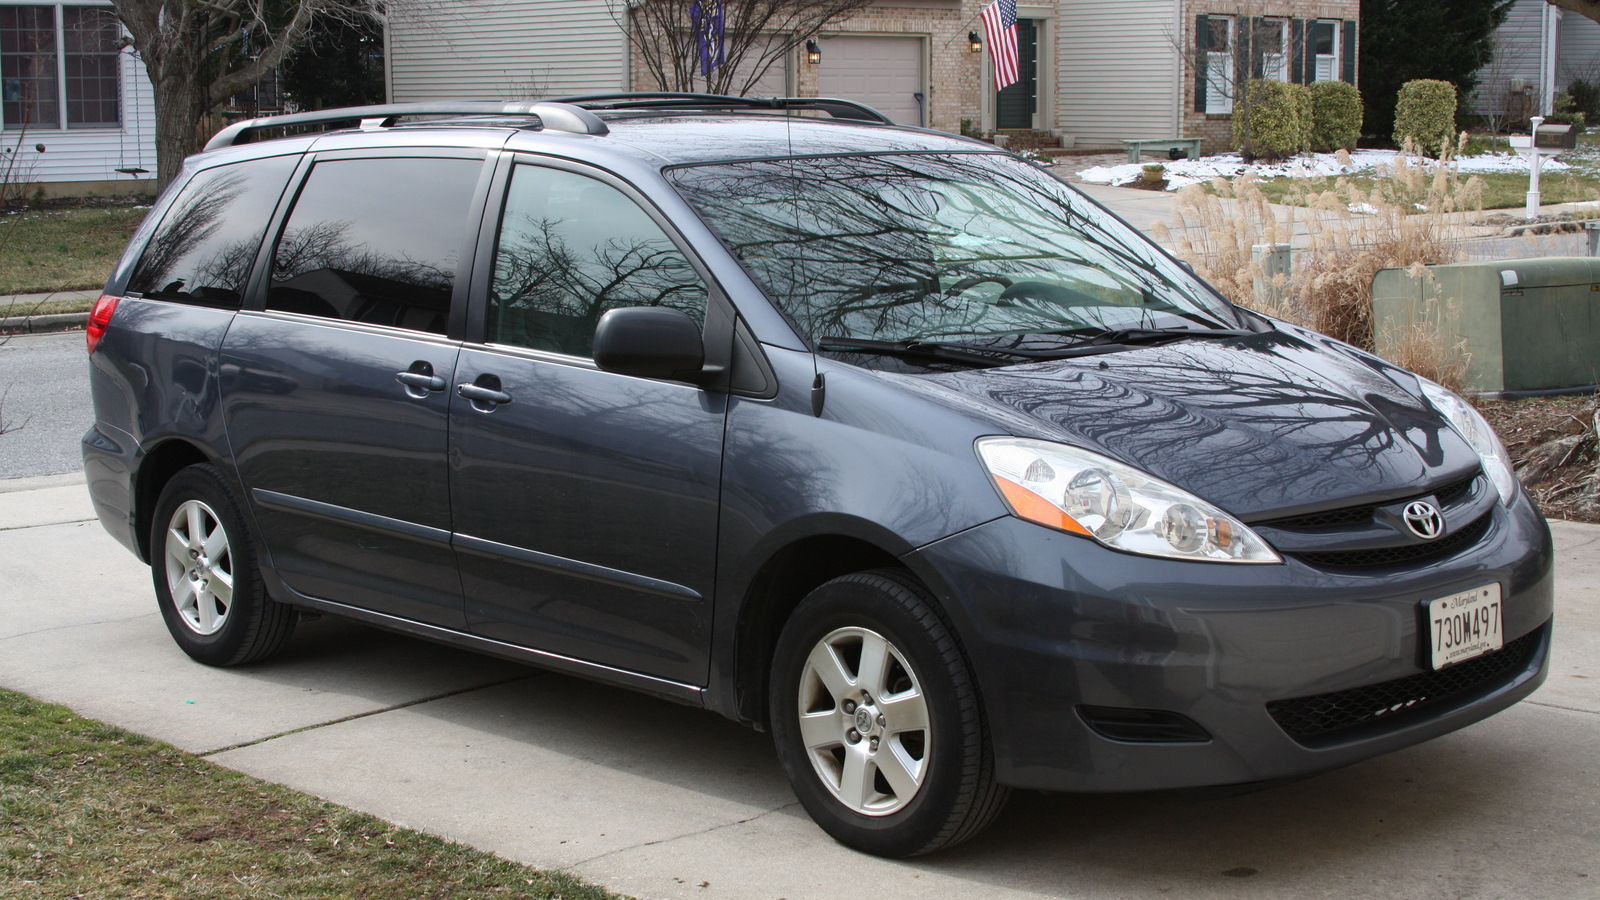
left=150, top=464, right=295, bottom=666
left=769, top=570, right=1009, bottom=856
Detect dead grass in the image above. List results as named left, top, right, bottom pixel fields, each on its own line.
left=1479, top=395, right=1600, bottom=524
left=0, top=688, right=621, bottom=900
left=1154, top=142, right=1478, bottom=391
left=0, top=207, right=145, bottom=296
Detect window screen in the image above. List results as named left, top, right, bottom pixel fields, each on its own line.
left=488, top=165, right=707, bottom=357
left=1, top=5, right=57, bottom=130
left=128, top=155, right=298, bottom=307
left=63, top=6, right=120, bottom=128
left=266, top=157, right=481, bottom=334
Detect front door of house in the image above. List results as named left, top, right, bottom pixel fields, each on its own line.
left=996, top=18, right=1038, bottom=130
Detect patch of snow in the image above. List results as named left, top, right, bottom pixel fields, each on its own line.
left=1076, top=149, right=1570, bottom=191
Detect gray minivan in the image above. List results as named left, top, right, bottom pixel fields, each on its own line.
left=84, top=96, right=1553, bottom=857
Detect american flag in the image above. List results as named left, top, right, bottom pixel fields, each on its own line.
left=982, top=0, right=1020, bottom=91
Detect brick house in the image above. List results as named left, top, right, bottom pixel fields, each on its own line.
left=385, top=0, right=1359, bottom=154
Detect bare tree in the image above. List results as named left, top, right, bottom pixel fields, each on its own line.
left=1167, top=4, right=1316, bottom=151
left=109, top=0, right=385, bottom=190
left=618, top=0, right=874, bottom=96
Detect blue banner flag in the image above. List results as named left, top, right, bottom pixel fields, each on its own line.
left=691, top=0, right=726, bottom=78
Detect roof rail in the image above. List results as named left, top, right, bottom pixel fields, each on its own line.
left=550, top=92, right=895, bottom=125
left=203, top=101, right=609, bottom=151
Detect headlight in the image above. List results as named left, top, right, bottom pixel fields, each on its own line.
left=976, top=437, right=1280, bottom=564
left=1418, top=380, right=1518, bottom=505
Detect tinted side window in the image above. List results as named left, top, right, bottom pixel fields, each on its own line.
left=267, top=157, right=481, bottom=334
left=127, top=155, right=297, bottom=307
left=489, top=165, right=707, bottom=357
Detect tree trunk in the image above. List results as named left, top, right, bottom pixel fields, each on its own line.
left=152, top=71, right=204, bottom=190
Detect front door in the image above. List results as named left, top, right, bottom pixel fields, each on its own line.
left=449, top=159, right=726, bottom=686
left=995, top=18, right=1039, bottom=130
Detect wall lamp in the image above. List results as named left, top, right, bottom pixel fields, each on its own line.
left=806, top=40, right=822, bottom=64
left=969, top=31, right=983, bottom=53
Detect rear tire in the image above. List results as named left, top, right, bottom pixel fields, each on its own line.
left=769, top=569, right=1009, bottom=856
left=150, top=464, right=295, bottom=666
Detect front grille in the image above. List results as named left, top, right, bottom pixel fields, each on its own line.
left=1259, top=474, right=1480, bottom=533
left=1267, top=628, right=1542, bottom=745
left=1289, top=511, right=1492, bottom=569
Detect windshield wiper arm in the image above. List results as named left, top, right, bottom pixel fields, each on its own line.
left=1064, top=326, right=1254, bottom=346
left=817, top=337, right=1018, bottom=368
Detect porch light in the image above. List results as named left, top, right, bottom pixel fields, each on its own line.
left=806, top=40, right=822, bottom=64
left=969, top=31, right=983, bottom=53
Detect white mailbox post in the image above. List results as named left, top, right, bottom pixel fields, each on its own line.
left=1510, top=116, right=1568, bottom=221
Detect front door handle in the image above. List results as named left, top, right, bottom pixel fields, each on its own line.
left=458, top=374, right=512, bottom=410
left=396, top=361, right=446, bottom=398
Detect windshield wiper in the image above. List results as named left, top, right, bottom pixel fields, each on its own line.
left=819, top=327, right=1254, bottom=368
left=817, top=337, right=1020, bottom=368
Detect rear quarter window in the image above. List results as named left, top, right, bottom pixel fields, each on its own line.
left=128, top=155, right=298, bottom=308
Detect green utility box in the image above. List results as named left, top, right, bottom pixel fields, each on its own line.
left=1371, top=257, right=1600, bottom=393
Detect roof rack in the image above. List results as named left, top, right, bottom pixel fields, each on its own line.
left=203, top=101, right=609, bottom=151
left=550, top=93, right=895, bottom=125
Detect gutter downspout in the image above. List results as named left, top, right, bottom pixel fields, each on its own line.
left=1542, top=3, right=1561, bottom=116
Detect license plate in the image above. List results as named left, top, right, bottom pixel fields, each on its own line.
left=1428, top=584, right=1503, bottom=670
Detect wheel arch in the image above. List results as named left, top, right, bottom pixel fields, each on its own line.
left=133, top=438, right=221, bottom=562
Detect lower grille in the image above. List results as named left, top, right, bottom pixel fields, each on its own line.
left=1266, top=628, right=1542, bottom=745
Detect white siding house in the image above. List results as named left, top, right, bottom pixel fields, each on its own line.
left=386, top=0, right=629, bottom=101
left=1, top=0, right=156, bottom=193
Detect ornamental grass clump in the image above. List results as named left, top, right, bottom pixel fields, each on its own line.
left=1153, top=139, right=1481, bottom=391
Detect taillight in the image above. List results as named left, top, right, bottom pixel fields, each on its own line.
left=86, top=294, right=120, bottom=354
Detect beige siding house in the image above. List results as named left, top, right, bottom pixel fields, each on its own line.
left=385, top=0, right=1359, bottom=153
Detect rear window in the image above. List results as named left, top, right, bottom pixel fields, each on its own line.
left=127, top=155, right=298, bottom=308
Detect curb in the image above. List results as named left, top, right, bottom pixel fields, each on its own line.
left=0, top=312, right=84, bottom=335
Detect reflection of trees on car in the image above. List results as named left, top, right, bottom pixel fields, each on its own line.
left=130, top=170, right=249, bottom=303
left=267, top=221, right=456, bottom=332
left=669, top=154, right=1224, bottom=345
left=490, top=214, right=706, bottom=357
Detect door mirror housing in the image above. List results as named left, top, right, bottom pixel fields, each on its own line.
left=592, top=306, right=706, bottom=381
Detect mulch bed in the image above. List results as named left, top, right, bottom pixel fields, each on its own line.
left=1477, top=394, right=1600, bottom=524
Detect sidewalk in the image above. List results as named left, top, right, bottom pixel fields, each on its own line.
left=1, top=472, right=1596, bottom=900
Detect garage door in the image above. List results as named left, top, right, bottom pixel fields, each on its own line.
left=817, top=36, right=925, bottom=126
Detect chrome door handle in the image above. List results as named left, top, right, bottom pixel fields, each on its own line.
left=458, top=382, right=512, bottom=407
left=396, top=371, right=446, bottom=391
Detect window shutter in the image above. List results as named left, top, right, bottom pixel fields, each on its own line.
left=1195, top=15, right=1210, bottom=113
left=1341, top=20, right=1357, bottom=84
left=1251, top=17, right=1267, bottom=80
left=1290, top=19, right=1305, bottom=84
left=1236, top=21, right=1250, bottom=99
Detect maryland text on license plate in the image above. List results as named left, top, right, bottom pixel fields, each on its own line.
left=1429, top=584, right=1503, bottom=669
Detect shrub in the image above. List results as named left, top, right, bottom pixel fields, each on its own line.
left=1546, top=90, right=1587, bottom=130
left=1232, top=80, right=1312, bottom=159
left=1393, top=79, right=1457, bottom=156
left=1309, top=81, right=1363, bottom=152
left=1567, top=78, right=1600, bottom=119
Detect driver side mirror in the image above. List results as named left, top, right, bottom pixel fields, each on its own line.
left=592, top=306, right=706, bottom=381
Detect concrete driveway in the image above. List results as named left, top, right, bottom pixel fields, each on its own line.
left=2, top=472, right=1596, bottom=900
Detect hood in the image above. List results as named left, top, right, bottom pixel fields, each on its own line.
left=897, top=328, right=1482, bottom=521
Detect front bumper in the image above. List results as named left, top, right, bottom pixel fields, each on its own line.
left=905, top=494, right=1554, bottom=793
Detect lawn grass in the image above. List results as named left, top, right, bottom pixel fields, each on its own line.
left=0, top=207, right=146, bottom=296
left=0, top=688, right=620, bottom=900
left=1243, top=170, right=1600, bottom=210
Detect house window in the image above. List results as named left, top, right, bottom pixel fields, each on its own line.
left=1203, top=16, right=1235, bottom=114
left=0, top=3, right=121, bottom=131
left=63, top=6, right=120, bottom=127
left=1311, top=20, right=1339, bottom=82
left=1, top=5, right=58, bottom=130
left=1254, top=18, right=1289, bottom=83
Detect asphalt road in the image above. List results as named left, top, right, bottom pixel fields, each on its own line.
left=0, top=330, right=91, bottom=479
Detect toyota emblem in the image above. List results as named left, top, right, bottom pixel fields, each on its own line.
left=1403, top=501, right=1445, bottom=540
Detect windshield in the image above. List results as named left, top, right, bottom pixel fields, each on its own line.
left=666, top=152, right=1242, bottom=346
